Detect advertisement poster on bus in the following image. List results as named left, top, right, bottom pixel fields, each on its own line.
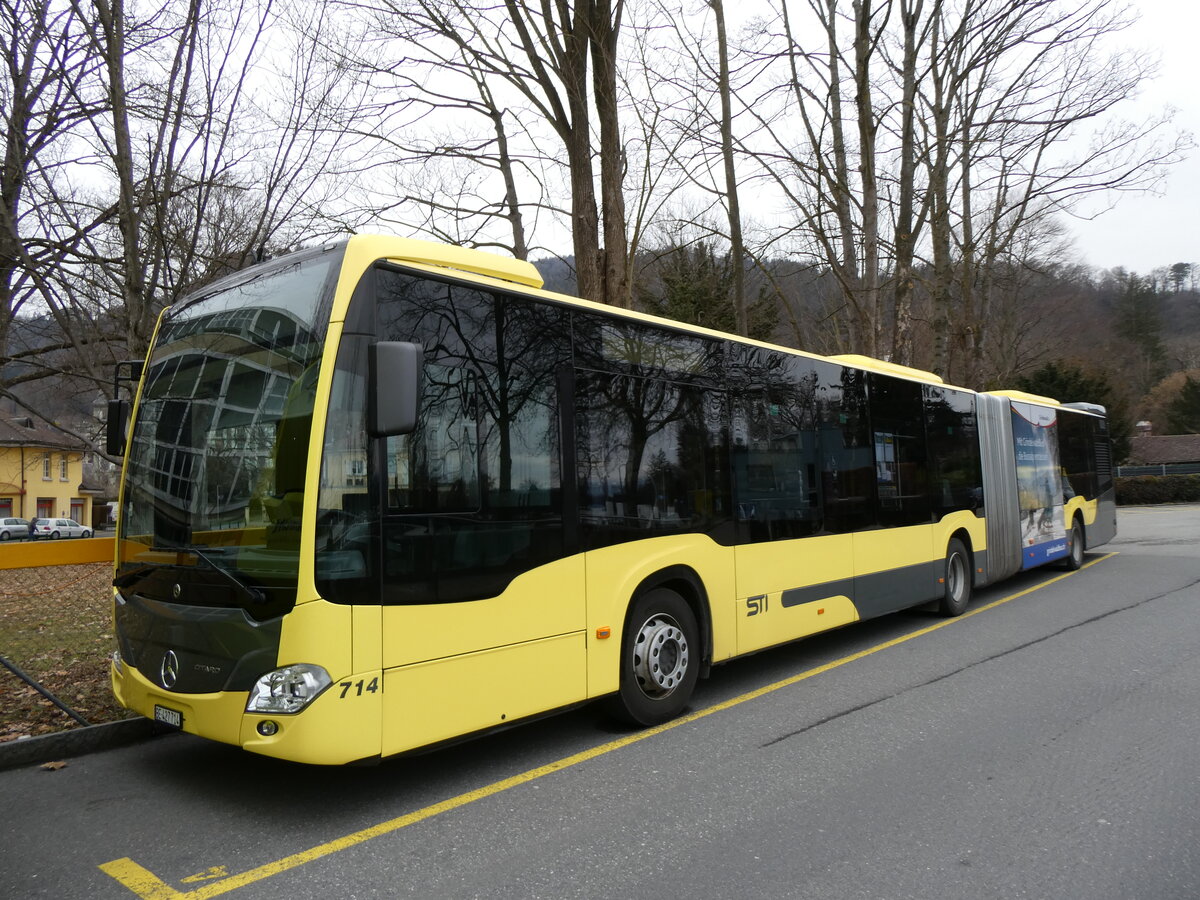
left=1011, top=401, right=1067, bottom=568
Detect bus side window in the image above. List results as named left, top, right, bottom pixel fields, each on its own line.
left=575, top=371, right=728, bottom=548
left=375, top=282, right=570, bottom=604
left=386, top=364, right=480, bottom=513
left=924, top=385, right=983, bottom=517
left=867, top=373, right=930, bottom=528
left=1059, top=410, right=1100, bottom=500
left=731, top=387, right=821, bottom=542
left=818, top=363, right=874, bottom=534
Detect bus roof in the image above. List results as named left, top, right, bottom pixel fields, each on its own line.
left=339, top=234, right=972, bottom=395
left=987, top=389, right=1060, bottom=407
left=369, top=235, right=544, bottom=288
left=831, top=355, right=943, bottom=385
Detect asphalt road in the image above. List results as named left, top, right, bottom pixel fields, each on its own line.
left=3, top=505, right=1199, bottom=900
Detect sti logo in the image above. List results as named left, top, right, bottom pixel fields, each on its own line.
left=746, top=595, right=768, bottom=617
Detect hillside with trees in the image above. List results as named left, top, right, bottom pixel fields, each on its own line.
left=2, top=0, right=1195, bottom=460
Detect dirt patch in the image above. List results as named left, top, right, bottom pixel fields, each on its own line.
left=0, top=564, right=134, bottom=742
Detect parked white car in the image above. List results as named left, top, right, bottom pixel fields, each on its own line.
left=31, top=518, right=93, bottom=540
left=0, top=517, right=30, bottom=541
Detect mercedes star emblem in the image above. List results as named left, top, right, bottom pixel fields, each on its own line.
left=161, top=650, right=180, bottom=689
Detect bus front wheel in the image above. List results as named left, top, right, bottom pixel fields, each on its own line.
left=610, top=588, right=700, bottom=727
left=938, top=538, right=972, bottom=617
left=1063, top=518, right=1085, bottom=571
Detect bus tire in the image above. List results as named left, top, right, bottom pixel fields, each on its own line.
left=609, top=588, right=700, bottom=727
left=938, top=538, right=971, bottom=617
left=1063, top=518, right=1085, bottom=571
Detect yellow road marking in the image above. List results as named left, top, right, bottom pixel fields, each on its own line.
left=100, top=553, right=1116, bottom=898
left=181, top=867, right=228, bottom=883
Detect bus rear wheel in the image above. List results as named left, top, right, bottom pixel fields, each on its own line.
left=610, top=588, right=700, bottom=727
left=1063, top=518, right=1085, bottom=570
left=938, top=538, right=971, bottom=617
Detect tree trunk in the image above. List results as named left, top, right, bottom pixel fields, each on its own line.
left=589, top=0, right=631, bottom=308
left=926, top=11, right=953, bottom=379
left=852, top=0, right=882, bottom=359
left=710, top=0, right=746, bottom=334
left=91, top=0, right=150, bottom=353
left=956, top=123, right=977, bottom=386
left=891, top=0, right=924, bottom=366
left=490, top=103, right=529, bottom=261
left=561, top=0, right=603, bottom=303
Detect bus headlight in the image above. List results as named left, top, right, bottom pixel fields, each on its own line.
left=246, top=664, right=332, bottom=714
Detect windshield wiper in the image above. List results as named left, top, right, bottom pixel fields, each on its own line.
left=178, top=545, right=268, bottom=606
left=114, top=545, right=267, bottom=606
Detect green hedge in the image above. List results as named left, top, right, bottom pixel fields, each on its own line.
left=1115, top=474, right=1200, bottom=505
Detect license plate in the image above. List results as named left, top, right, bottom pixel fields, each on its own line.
left=154, top=705, right=183, bottom=729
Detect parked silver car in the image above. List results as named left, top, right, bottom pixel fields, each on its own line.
left=0, top=517, right=30, bottom=541
left=31, top=518, right=93, bottom=540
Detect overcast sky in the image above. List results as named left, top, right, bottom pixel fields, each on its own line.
left=1067, top=0, right=1200, bottom=273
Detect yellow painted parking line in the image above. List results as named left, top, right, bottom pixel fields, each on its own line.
left=99, top=552, right=1117, bottom=899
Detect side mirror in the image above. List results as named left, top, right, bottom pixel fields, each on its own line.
left=106, top=399, right=131, bottom=456
left=106, top=359, right=145, bottom=457
left=368, top=342, right=423, bottom=436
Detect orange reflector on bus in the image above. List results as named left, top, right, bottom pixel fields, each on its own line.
left=596, top=627, right=611, bottom=640
left=938, top=577, right=945, bottom=584
left=817, top=608, right=824, bottom=615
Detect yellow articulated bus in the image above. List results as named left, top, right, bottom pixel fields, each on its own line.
left=108, top=235, right=1116, bottom=765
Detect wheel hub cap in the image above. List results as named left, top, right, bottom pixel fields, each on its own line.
left=633, top=615, right=689, bottom=697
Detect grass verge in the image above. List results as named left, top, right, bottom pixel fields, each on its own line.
left=0, top=563, right=134, bottom=742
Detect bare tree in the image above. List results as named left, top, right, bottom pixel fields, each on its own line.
left=329, top=0, right=633, bottom=307
left=627, top=0, right=773, bottom=335
left=0, top=0, right=365, bottom=445
left=317, top=3, right=556, bottom=258
left=69, top=0, right=361, bottom=358
left=1, top=1, right=105, bottom=381
left=917, top=0, right=1187, bottom=383
left=742, top=0, right=894, bottom=355
left=733, top=0, right=1182, bottom=381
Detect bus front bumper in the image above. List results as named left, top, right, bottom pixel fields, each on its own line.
left=110, top=658, right=382, bottom=765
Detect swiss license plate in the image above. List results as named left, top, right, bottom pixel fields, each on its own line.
left=154, top=705, right=183, bottom=729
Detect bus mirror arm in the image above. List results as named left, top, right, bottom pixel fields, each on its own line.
left=369, top=341, right=423, bottom=436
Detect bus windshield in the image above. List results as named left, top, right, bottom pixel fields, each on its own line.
left=115, top=247, right=342, bottom=616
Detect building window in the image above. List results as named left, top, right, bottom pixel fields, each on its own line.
left=60, top=454, right=70, bottom=481
left=42, top=452, right=51, bottom=480
left=345, top=457, right=366, bottom=487
left=37, top=497, right=53, bottom=518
